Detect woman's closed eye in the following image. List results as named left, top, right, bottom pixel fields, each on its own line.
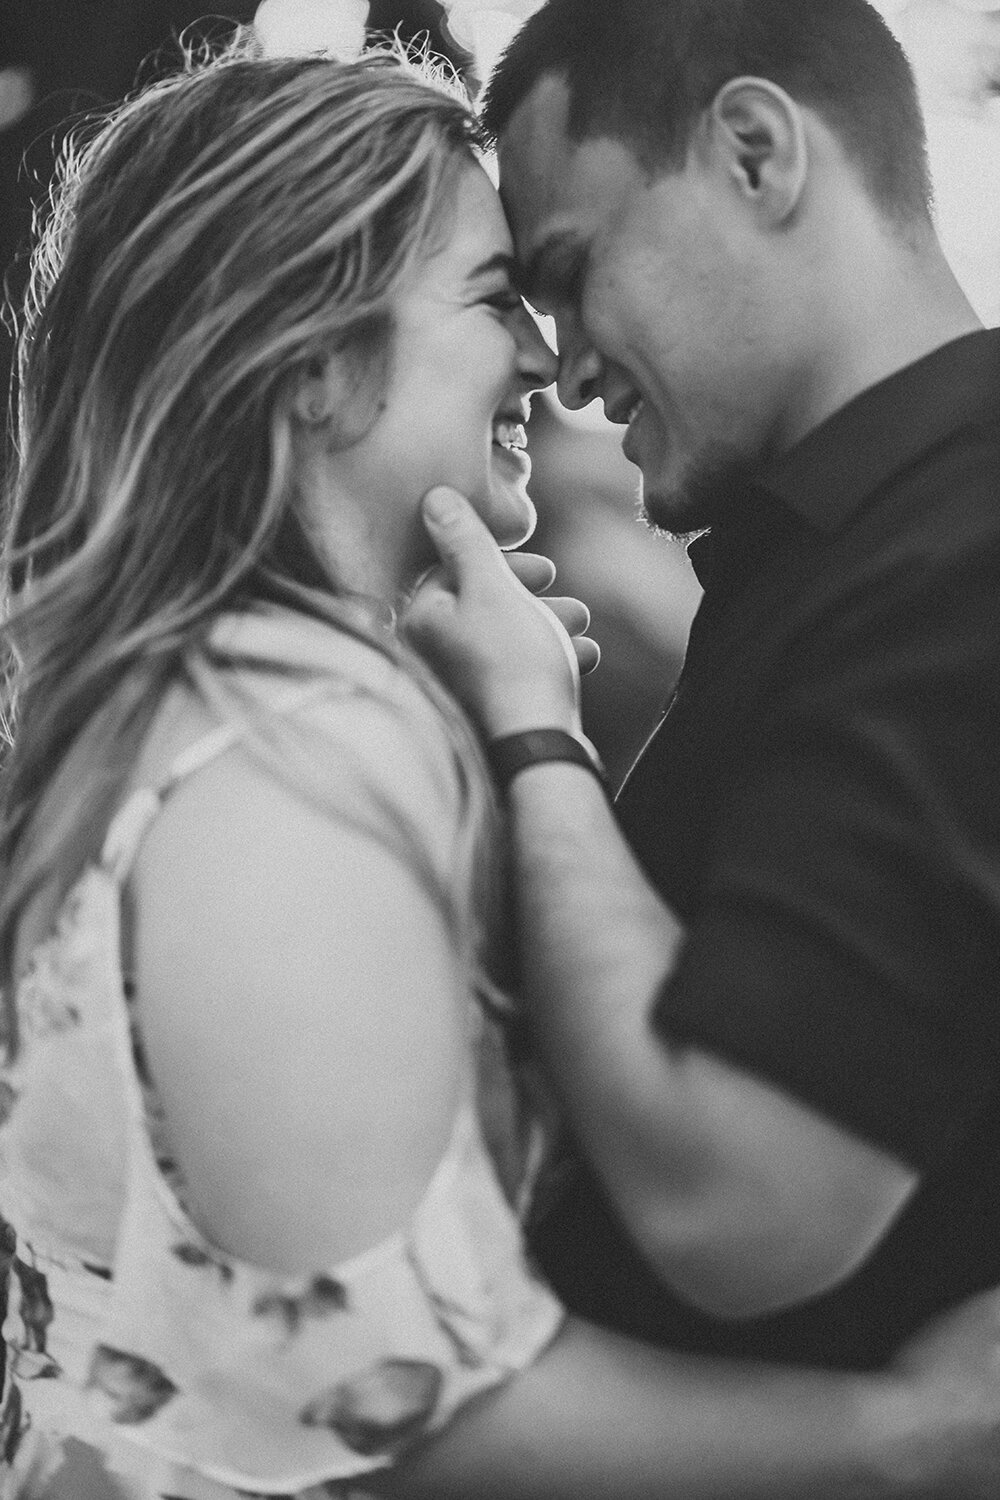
left=480, top=284, right=527, bottom=316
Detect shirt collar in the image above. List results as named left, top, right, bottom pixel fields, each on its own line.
left=755, top=328, right=1000, bottom=532
left=687, top=329, right=1000, bottom=588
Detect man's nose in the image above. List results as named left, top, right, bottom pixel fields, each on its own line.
left=556, top=337, right=602, bottom=410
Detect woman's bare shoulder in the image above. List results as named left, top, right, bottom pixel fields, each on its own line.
left=127, top=668, right=470, bottom=1275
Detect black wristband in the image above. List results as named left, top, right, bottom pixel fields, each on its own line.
left=486, top=728, right=608, bottom=797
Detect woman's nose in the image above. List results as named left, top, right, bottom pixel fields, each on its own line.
left=516, top=306, right=559, bottom=392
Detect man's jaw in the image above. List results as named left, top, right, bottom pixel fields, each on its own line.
left=641, top=444, right=753, bottom=539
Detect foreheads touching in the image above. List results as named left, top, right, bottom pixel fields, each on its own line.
left=481, top=0, right=932, bottom=229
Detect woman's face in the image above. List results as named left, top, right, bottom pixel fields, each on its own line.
left=323, top=160, right=558, bottom=591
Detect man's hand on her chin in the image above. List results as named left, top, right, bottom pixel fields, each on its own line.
left=401, top=485, right=598, bottom=742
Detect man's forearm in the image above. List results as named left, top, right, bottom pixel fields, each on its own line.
left=376, top=1315, right=985, bottom=1500
left=504, top=758, right=916, bottom=1317
left=505, top=759, right=695, bottom=1253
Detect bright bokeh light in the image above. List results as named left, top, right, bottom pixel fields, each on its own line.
left=253, top=0, right=370, bottom=59
left=0, top=67, right=34, bottom=131
left=440, top=1, right=544, bottom=80
left=888, top=1, right=1000, bottom=325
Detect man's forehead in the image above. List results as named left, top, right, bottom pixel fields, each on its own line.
left=496, top=74, right=576, bottom=224
left=498, top=72, right=574, bottom=161
left=497, top=82, right=645, bottom=264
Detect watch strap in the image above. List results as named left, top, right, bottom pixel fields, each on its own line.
left=486, top=728, right=608, bottom=797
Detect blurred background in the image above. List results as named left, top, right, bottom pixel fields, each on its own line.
left=2, top=0, right=998, bottom=787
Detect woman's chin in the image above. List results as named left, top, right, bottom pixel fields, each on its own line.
left=486, top=444, right=537, bottom=549
left=401, top=481, right=536, bottom=594
left=486, top=486, right=537, bottom=551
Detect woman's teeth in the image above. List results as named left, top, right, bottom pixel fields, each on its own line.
left=492, top=420, right=528, bottom=451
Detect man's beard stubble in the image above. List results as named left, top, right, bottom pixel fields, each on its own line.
left=638, top=441, right=753, bottom=543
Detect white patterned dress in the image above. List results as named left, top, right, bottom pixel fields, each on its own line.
left=0, top=607, right=563, bottom=1499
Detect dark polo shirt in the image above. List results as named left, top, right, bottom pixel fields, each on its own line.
left=531, top=330, right=1000, bottom=1369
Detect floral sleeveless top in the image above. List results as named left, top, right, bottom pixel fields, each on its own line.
left=0, top=608, right=563, bottom=1499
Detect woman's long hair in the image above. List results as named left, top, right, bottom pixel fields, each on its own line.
left=0, top=35, right=504, bottom=1047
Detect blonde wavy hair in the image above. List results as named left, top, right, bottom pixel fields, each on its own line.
left=0, top=34, right=505, bottom=1045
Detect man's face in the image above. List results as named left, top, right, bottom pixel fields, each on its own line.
left=498, top=75, right=789, bottom=534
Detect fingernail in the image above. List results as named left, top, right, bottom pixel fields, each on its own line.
left=423, top=486, right=461, bottom=523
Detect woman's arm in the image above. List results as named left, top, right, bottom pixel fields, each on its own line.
left=131, top=694, right=469, bottom=1271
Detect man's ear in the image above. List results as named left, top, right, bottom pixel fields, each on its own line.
left=704, top=76, right=808, bottom=225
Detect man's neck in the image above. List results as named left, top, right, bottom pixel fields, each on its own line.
left=775, top=239, right=982, bottom=456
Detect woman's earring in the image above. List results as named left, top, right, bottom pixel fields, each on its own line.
left=308, top=396, right=326, bottom=423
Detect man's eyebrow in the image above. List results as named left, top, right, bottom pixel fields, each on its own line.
left=518, top=233, right=586, bottom=303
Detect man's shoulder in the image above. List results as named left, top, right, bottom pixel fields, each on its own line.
left=859, top=417, right=1000, bottom=580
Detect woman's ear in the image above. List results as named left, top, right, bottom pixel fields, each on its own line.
left=292, top=356, right=336, bottom=428
left=705, top=76, right=808, bottom=225
left=290, top=335, right=389, bottom=448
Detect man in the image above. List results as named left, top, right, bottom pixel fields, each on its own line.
left=403, top=0, right=1000, bottom=1371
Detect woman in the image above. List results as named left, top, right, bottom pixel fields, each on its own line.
left=0, top=34, right=997, bottom=1500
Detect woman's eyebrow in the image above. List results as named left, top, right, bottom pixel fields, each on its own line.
left=466, top=252, right=518, bottom=283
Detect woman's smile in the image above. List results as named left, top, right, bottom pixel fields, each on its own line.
left=314, top=162, right=556, bottom=585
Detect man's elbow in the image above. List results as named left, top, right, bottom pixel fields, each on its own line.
left=650, top=1237, right=874, bottom=1320
left=627, top=1188, right=913, bottom=1321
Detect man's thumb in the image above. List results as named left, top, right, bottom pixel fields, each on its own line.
left=422, top=485, right=470, bottom=529
left=422, top=483, right=479, bottom=537
left=421, top=486, right=494, bottom=579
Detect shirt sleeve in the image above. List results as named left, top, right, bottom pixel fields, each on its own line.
left=654, top=514, right=1000, bottom=1169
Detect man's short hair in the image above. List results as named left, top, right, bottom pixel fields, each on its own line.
left=481, top=0, right=931, bottom=225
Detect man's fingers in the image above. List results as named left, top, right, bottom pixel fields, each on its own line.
left=506, top=551, right=557, bottom=594
left=575, top=636, right=601, bottom=675
left=535, top=595, right=600, bottom=675
left=541, top=595, right=591, bottom=637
